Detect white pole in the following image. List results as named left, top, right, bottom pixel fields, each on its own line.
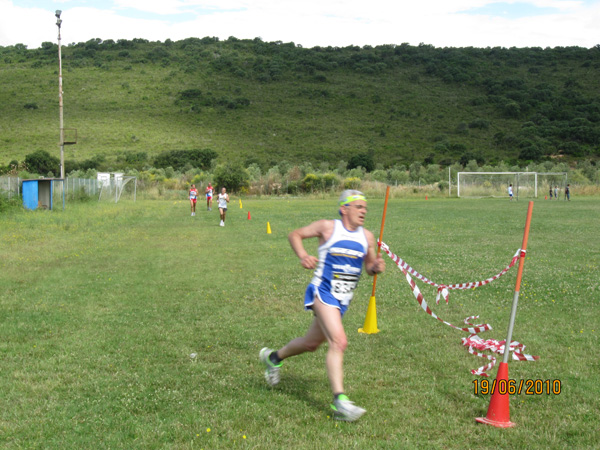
left=457, top=172, right=461, bottom=197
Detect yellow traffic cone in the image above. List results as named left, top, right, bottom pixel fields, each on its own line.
left=267, top=222, right=272, bottom=234
left=358, top=296, right=380, bottom=334
left=239, top=198, right=243, bottom=208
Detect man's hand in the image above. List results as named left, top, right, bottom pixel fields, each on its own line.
left=368, top=254, right=386, bottom=275
left=300, top=255, right=318, bottom=270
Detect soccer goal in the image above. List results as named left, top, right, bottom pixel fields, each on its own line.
left=97, top=173, right=137, bottom=203
left=457, top=172, right=538, bottom=199
left=537, top=172, right=568, bottom=200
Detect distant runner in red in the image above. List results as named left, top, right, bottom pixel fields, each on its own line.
left=189, top=184, right=199, bottom=216
left=205, top=183, right=214, bottom=211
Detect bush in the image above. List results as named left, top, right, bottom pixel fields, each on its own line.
left=213, top=163, right=249, bottom=193
left=154, top=149, right=216, bottom=170
left=322, top=173, right=339, bottom=189
left=348, top=152, right=375, bottom=172
left=0, top=193, right=20, bottom=212
left=469, top=119, right=490, bottom=130
left=301, top=173, right=320, bottom=192
left=343, top=177, right=362, bottom=189
left=25, top=150, right=59, bottom=175
left=370, top=169, right=387, bottom=183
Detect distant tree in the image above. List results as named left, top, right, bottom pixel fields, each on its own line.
left=125, top=151, right=148, bottom=165
left=154, top=149, right=216, bottom=170
left=213, top=163, right=249, bottom=192
left=25, top=150, right=59, bottom=175
left=348, top=152, right=375, bottom=172
left=503, top=101, right=521, bottom=118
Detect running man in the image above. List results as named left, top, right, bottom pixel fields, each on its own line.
left=260, top=190, right=385, bottom=422
left=218, top=187, right=229, bottom=227
left=205, top=183, right=214, bottom=211
left=508, top=184, right=513, bottom=201
left=189, top=184, right=199, bottom=216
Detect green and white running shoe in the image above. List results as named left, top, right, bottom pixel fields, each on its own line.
left=331, top=395, right=366, bottom=422
left=259, top=347, right=282, bottom=386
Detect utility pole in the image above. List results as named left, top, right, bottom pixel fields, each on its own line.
left=56, top=10, right=64, bottom=179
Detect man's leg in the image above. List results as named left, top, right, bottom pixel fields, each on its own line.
left=260, top=315, right=325, bottom=386
left=310, top=300, right=365, bottom=421
left=311, top=300, right=346, bottom=395
left=277, top=316, right=327, bottom=359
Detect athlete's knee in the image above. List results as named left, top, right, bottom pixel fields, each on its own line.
left=329, top=334, right=348, bottom=353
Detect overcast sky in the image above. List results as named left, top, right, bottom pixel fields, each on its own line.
left=1, top=0, right=599, bottom=50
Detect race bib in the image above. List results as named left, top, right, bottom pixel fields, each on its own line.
left=331, top=272, right=359, bottom=305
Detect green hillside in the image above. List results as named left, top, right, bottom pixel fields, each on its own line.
left=1, top=37, right=599, bottom=170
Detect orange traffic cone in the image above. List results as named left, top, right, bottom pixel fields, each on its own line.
left=476, top=362, right=515, bottom=428
left=545, top=196, right=547, bottom=200
left=247, top=211, right=251, bottom=220
left=425, top=195, right=428, bottom=200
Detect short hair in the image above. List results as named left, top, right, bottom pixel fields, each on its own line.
left=339, top=189, right=366, bottom=206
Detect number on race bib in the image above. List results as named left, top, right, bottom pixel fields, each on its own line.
left=331, top=272, right=359, bottom=305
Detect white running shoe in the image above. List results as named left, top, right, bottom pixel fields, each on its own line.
left=259, top=347, right=281, bottom=386
left=331, top=395, right=366, bottom=422
left=220, top=220, right=224, bottom=227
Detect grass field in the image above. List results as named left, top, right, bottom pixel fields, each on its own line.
left=1, top=195, right=598, bottom=449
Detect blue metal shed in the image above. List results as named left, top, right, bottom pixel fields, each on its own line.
left=22, top=179, right=65, bottom=210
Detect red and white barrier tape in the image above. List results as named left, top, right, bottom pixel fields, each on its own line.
left=380, top=242, right=524, bottom=305
left=462, top=333, right=539, bottom=377
left=380, top=242, right=539, bottom=376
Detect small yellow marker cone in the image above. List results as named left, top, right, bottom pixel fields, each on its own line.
left=239, top=198, right=243, bottom=209
left=267, top=222, right=272, bottom=234
left=358, top=296, right=380, bottom=334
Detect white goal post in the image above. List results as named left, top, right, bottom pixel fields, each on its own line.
left=457, top=172, right=543, bottom=199
left=97, top=173, right=137, bottom=203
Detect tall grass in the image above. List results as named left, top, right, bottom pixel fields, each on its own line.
left=0, top=197, right=598, bottom=448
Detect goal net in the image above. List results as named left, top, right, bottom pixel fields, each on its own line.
left=537, top=172, right=568, bottom=200
left=97, top=173, right=137, bottom=203
left=457, top=172, right=538, bottom=199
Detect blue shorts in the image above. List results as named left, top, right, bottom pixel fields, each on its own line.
left=304, top=284, right=348, bottom=317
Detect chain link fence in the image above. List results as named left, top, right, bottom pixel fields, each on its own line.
left=0, top=176, right=136, bottom=204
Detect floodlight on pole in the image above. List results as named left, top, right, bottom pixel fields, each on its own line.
left=56, top=10, right=65, bottom=179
